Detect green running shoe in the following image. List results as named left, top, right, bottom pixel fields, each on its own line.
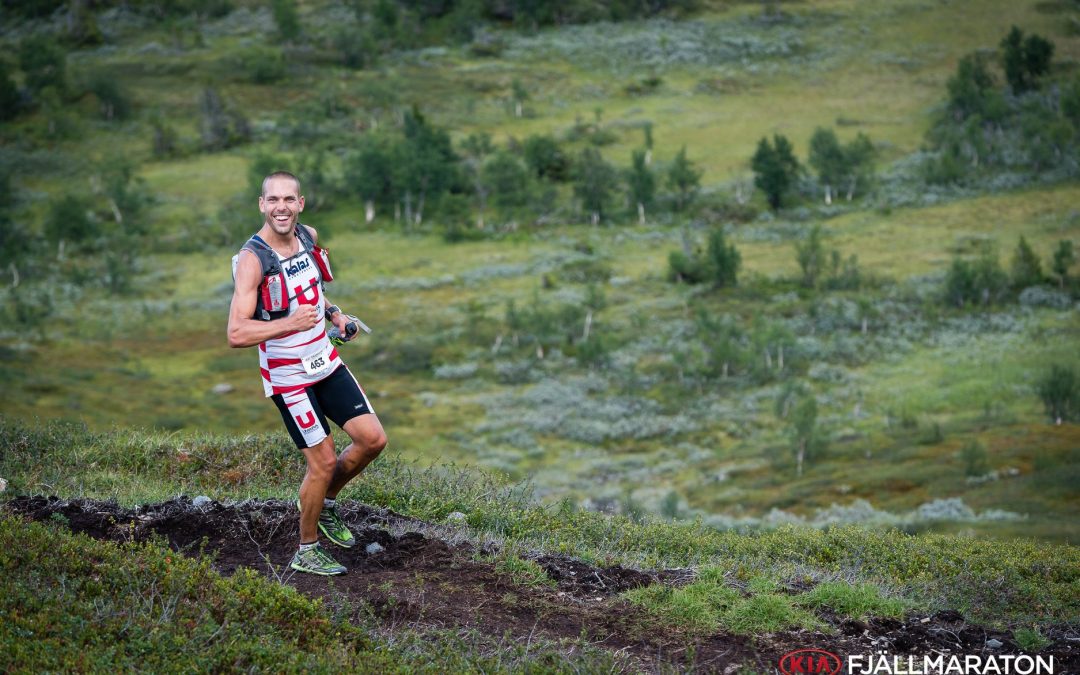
left=296, top=499, right=356, bottom=548
left=290, top=543, right=346, bottom=576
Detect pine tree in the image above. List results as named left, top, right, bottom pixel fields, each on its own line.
left=667, top=146, right=702, bottom=212
left=751, top=134, right=799, bottom=210
left=1051, top=240, right=1075, bottom=289
left=1001, top=26, right=1054, bottom=94
left=1038, top=364, right=1078, bottom=425
left=1011, top=236, right=1044, bottom=289
left=706, top=228, right=740, bottom=288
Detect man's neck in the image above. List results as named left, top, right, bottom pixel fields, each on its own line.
left=258, top=223, right=298, bottom=254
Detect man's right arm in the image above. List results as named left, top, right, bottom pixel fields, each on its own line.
left=227, top=251, right=319, bottom=348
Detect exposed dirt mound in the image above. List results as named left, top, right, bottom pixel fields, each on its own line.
left=7, top=496, right=1078, bottom=673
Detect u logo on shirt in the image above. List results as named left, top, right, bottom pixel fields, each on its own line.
left=294, top=283, right=320, bottom=306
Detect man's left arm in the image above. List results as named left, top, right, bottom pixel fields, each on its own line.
left=305, top=225, right=355, bottom=340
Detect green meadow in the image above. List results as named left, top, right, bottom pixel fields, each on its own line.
left=2, top=0, right=1078, bottom=543
left=1, top=0, right=1079, bottom=669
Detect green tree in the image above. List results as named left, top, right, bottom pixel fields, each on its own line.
left=667, top=145, right=702, bottom=212
left=345, top=134, right=396, bottom=222
left=334, top=26, right=376, bottom=69
left=706, top=227, right=740, bottom=288
left=842, top=132, right=876, bottom=200
left=198, top=86, right=249, bottom=151
left=572, top=147, right=619, bottom=224
left=150, top=112, right=179, bottom=159
left=18, top=34, right=67, bottom=96
left=808, top=129, right=875, bottom=203
left=460, top=132, right=494, bottom=224
left=482, top=150, right=529, bottom=220
left=1063, top=79, right=1080, bottom=129
left=0, top=61, right=21, bottom=121
left=97, top=158, right=153, bottom=235
left=395, top=108, right=459, bottom=226
left=795, top=225, right=826, bottom=289
left=625, top=149, right=655, bottom=224
left=961, top=440, right=989, bottom=477
left=45, top=194, right=98, bottom=255
left=1011, top=236, right=1044, bottom=289
left=945, top=247, right=1009, bottom=308
left=808, top=128, right=844, bottom=204
left=946, top=52, right=1001, bottom=121
left=523, top=134, right=569, bottom=182
left=510, top=78, right=528, bottom=118
left=788, top=394, right=825, bottom=477
left=1051, top=240, right=1075, bottom=289
left=1037, top=364, right=1078, bottom=425
left=1000, top=26, right=1054, bottom=94
left=272, top=0, right=301, bottom=41
left=86, top=71, right=132, bottom=121
left=0, top=168, right=27, bottom=269
left=751, top=134, right=799, bottom=210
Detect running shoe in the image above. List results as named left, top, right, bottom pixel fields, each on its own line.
left=296, top=499, right=356, bottom=548
left=290, top=544, right=346, bottom=576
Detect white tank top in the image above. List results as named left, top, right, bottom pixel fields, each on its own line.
left=255, top=241, right=341, bottom=397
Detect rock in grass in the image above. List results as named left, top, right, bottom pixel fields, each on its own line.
left=192, top=495, right=212, bottom=508
left=447, top=511, right=467, bottom=522
left=986, top=638, right=1004, bottom=649
left=365, top=542, right=385, bottom=555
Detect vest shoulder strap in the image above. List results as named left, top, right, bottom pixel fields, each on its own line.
left=240, top=237, right=281, bottom=276
left=295, top=223, right=315, bottom=252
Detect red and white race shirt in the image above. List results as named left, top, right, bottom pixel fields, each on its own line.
left=256, top=242, right=341, bottom=397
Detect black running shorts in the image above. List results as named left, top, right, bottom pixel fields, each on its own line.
left=271, top=365, right=374, bottom=449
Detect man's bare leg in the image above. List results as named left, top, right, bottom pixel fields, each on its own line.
left=326, top=414, right=387, bottom=499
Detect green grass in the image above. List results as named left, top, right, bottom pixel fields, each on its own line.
left=3, top=420, right=1078, bottom=629
left=797, top=581, right=907, bottom=621
left=0, top=514, right=622, bottom=673
left=2, top=6, right=1080, bottom=667
left=623, top=567, right=823, bottom=636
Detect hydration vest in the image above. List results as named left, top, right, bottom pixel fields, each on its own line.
left=231, top=224, right=334, bottom=321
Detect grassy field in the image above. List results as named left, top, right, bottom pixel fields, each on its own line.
left=2, top=0, right=1079, bottom=542
left=1, top=0, right=1079, bottom=670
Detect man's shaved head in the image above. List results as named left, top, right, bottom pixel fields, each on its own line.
left=261, top=171, right=301, bottom=196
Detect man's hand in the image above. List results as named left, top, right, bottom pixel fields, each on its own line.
left=330, top=309, right=354, bottom=341
left=291, top=304, right=321, bottom=332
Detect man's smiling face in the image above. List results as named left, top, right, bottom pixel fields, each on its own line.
left=259, top=176, right=305, bottom=236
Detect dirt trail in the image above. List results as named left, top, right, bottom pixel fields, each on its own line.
left=7, top=496, right=1078, bottom=673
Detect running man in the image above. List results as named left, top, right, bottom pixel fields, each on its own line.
left=227, top=171, right=386, bottom=576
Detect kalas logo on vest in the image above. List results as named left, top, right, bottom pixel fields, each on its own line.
left=285, top=258, right=311, bottom=277
left=779, top=649, right=843, bottom=675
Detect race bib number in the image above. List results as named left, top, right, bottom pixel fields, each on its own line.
left=302, top=346, right=333, bottom=377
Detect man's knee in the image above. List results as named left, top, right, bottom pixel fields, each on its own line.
left=367, top=431, right=387, bottom=458
left=305, top=441, right=338, bottom=479
left=345, top=416, right=387, bottom=456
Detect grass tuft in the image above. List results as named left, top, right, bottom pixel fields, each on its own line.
left=797, top=581, right=907, bottom=620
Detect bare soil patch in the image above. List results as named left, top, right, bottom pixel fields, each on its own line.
left=7, top=496, right=1078, bottom=673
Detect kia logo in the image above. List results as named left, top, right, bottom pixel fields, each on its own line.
left=779, top=649, right=843, bottom=675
